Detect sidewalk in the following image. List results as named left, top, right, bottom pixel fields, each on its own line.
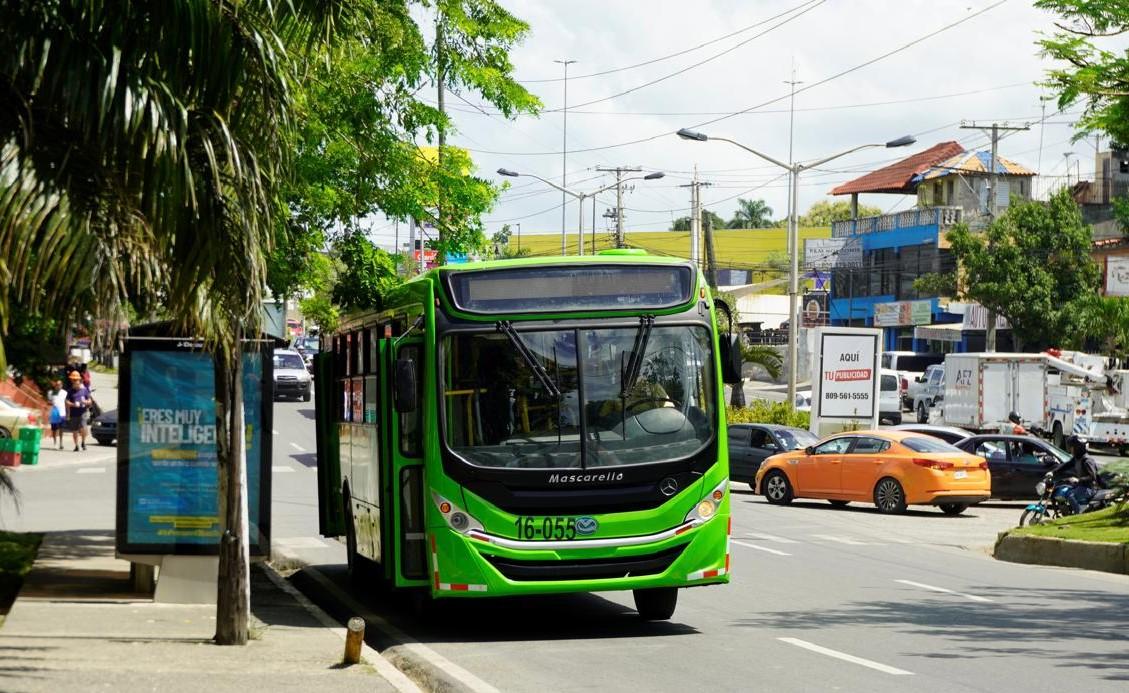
left=0, top=531, right=403, bottom=692
left=22, top=368, right=119, bottom=470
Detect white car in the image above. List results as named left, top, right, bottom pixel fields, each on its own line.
left=273, top=349, right=312, bottom=402
left=0, top=395, right=37, bottom=438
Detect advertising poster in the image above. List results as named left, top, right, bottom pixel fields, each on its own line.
left=118, top=344, right=271, bottom=555
left=810, top=327, right=881, bottom=435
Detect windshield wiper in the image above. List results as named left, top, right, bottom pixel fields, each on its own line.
left=496, top=321, right=561, bottom=399
left=621, top=315, right=655, bottom=398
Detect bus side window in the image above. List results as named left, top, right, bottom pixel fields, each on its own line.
left=399, top=344, right=423, bottom=457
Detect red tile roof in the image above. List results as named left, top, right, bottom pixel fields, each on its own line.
left=830, top=141, right=966, bottom=195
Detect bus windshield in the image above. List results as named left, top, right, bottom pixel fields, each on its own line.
left=442, top=325, right=715, bottom=470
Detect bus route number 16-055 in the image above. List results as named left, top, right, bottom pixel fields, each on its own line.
left=514, top=516, right=577, bottom=540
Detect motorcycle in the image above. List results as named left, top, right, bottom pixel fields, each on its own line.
left=1019, top=472, right=1073, bottom=526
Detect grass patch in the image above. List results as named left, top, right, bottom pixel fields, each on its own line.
left=0, top=531, right=42, bottom=618
left=1014, top=505, right=1129, bottom=543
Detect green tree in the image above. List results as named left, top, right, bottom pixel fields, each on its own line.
left=1037, top=1, right=1129, bottom=147
left=331, top=232, right=401, bottom=312
left=728, top=198, right=774, bottom=229
left=916, top=191, right=1099, bottom=351
left=1074, top=294, right=1129, bottom=358
left=798, top=200, right=883, bottom=226
left=671, top=210, right=726, bottom=231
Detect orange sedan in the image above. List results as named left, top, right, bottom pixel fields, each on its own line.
left=754, top=430, right=991, bottom=515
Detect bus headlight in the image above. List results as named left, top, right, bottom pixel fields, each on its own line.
left=432, top=492, right=483, bottom=535
left=684, top=479, right=728, bottom=524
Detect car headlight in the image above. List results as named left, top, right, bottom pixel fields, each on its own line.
left=684, top=478, right=728, bottom=524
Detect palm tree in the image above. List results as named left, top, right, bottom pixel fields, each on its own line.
left=1076, top=295, right=1129, bottom=358
left=0, top=0, right=366, bottom=645
left=729, top=198, right=774, bottom=229
left=730, top=343, right=783, bottom=407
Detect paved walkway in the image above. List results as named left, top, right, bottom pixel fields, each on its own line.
left=0, top=531, right=408, bottom=692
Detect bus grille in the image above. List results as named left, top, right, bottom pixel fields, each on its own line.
left=482, top=544, right=686, bottom=582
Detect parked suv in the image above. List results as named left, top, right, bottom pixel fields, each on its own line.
left=273, top=349, right=312, bottom=401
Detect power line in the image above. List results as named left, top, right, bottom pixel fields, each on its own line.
left=515, top=0, right=823, bottom=84
left=462, top=0, right=1010, bottom=157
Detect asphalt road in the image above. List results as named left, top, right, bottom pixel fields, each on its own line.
left=5, top=376, right=1128, bottom=692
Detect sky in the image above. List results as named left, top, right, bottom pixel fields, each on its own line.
left=368, top=0, right=1108, bottom=252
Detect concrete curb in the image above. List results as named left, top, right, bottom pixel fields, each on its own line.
left=993, top=531, right=1129, bottom=575
left=290, top=567, right=497, bottom=693
left=259, top=563, right=422, bottom=693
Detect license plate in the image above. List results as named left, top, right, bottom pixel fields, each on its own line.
left=514, top=516, right=578, bottom=541
left=954, top=470, right=968, bottom=479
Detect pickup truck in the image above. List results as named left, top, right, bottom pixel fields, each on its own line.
left=909, top=363, right=945, bottom=423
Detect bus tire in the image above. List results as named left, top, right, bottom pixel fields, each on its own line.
left=633, top=587, right=678, bottom=621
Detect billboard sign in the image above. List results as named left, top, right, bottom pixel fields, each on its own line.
left=804, top=238, right=863, bottom=270
left=1106, top=256, right=1129, bottom=297
left=116, top=339, right=272, bottom=556
left=810, top=327, right=880, bottom=436
left=873, top=299, right=932, bottom=327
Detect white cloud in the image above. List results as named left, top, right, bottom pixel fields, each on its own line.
left=369, top=0, right=1097, bottom=249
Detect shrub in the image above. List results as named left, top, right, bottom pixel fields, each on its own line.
left=726, top=401, right=810, bottom=429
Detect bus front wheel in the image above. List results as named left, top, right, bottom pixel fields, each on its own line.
left=633, top=587, right=678, bottom=621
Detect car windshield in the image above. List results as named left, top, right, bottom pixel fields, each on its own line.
left=776, top=428, right=818, bottom=450
left=902, top=436, right=962, bottom=453
left=880, top=375, right=898, bottom=391
left=442, top=325, right=716, bottom=469
left=296, top=337, right=319, bottom=352
left=274, top=353, right=306, bottom=370
left=0, top=396, right=19, bottom=409
left=1045, top=444, right=1072, bottom=463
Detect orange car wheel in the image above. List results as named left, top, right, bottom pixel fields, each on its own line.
left=874, top=477, right=907, bottom=514
left=763, top=471, right=793, bottom=505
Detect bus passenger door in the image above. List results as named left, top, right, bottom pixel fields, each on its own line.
left=387, top=340, right=429, bottom=586
left=313, top=350, right=344, bottom=536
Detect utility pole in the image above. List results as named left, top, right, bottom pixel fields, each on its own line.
left=679, top=167, right=711, bottom=270
left=435, top=13, right=447, bottom=256
left=597, top=165, right=642, bottom=247
left=702, top=202, right=718, bottom=290
left=555, top=59, right=576, bottom=255
left=960, top=120, right=1030, bottom=352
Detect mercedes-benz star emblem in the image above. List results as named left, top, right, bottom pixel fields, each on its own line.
left=659, top=477, right=679, bottom=496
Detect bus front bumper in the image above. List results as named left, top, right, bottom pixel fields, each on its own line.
left=426, top=514, right=730, bottom=597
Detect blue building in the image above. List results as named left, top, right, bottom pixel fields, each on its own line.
left=825, top=142, right=1034, bottom=352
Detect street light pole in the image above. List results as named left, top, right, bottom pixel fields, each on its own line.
left=676, top=128, right=915, bottom=410
left=497, top=169, right=664, bottom=257
left=554, top=59, right=577, bottom=255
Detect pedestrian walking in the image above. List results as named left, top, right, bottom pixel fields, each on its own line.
left=48, top=378, right=67, bottom=449
left=64, top=370, right=92, bottom=451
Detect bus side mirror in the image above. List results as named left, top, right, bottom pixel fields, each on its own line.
left=394, top=359, right=417, bottom=413
left=720, top=334, right=743, bottom=384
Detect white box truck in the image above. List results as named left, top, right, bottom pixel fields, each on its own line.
left=942, top=353, right=1047, bottom=431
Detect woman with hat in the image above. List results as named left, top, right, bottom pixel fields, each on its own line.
left=64, top=369, right=92, bottom=451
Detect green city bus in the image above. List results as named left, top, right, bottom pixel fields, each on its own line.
left=313, top=250, right=741, bottom=619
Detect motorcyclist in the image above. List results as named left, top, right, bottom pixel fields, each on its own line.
left=1006, top=411, right=1027, bottom=435
left=1053, top=435, right=1106, bottom=513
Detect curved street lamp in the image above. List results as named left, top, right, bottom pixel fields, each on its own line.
left=676, top=128, right=916, bottom=409
left=497, top=169, right=665, bottom=255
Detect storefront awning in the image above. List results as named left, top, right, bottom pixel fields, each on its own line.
left=914, top=322, right=963, bottom=343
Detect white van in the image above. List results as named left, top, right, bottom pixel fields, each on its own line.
left=879, top=368, right=902, bottom=425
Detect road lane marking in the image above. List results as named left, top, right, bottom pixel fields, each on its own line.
left=304, top=566, right=501, bottom=693
left=272, top=466, right=295, bottom=473
left=731, top=539, right=791, bottom=556
left=272, top=429, right=279, bottom=435
left=811, top=534, right=869, bottom=546
left=895, top=579, right=994, bottom=603
left=777, top=638, right=914, bottom=676
left=745, top=532, right=799, bottom=544
left=289, top=442, right=305, bottom=452
left=76, top=467, right=106, bottom=474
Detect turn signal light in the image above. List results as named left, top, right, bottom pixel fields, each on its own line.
left=978, top=461, right=989, bottom=470
left=912, top=458, right=954, bottom=470
left=439, top=501, right=451, bottom=514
